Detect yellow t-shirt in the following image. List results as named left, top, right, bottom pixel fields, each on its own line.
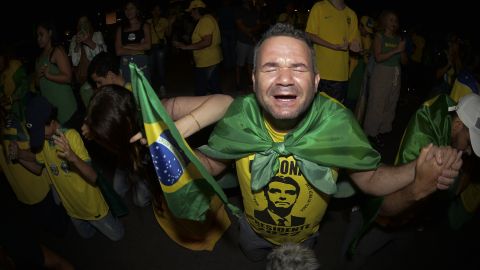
left=148, top=17, right=169, bottom=45
left=306, top=0, right=360, bottom=81
left=192, top=14, right=222, bottom=68
left=0, top=59, right=22, bottom=97
left=36, top=129, right=108, bottom=220
left=236, top=120, right=334, bottom=245
left=0, top=127, right=50, bottom=205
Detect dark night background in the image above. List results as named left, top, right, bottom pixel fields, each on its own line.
left=1, top=1, right=478, bottom=269
left=1, top=0, right=475, bottom=47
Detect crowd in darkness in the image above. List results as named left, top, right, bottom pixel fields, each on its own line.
left=1, top=1, right=479, bottom=270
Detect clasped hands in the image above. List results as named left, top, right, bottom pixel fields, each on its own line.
left=415, top=144, right=463, bottom=198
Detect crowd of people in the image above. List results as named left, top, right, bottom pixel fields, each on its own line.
left=1, top=1, right=479, bottom=269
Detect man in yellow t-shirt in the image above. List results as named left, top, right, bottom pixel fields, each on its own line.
left=12, top=96, right=124, bottom=241
left=198, top=23, right=461, bottom=261
left=173, top=0, right=222, bottom=96
left=305, top=0, right=361, bottom=103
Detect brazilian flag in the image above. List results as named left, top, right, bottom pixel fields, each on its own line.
left=128, top=63, right=239, bottom=221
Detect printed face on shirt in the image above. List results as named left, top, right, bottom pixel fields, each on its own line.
left=264, top=176, right=301, bottom=218
left=253, top=36, right=319, bottom=125
left=266, top=181, right=299, bottom=209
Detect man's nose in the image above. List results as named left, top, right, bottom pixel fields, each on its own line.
left=276, top=68, right=294, bottom=85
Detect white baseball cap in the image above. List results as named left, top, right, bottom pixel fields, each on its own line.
left=456, top=93, right=480, bottom=157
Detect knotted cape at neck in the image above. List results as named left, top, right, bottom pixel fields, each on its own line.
left=199, top=93, right=380, bottom=194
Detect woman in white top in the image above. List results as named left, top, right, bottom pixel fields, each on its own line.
left=69, top=16, right=107, bottom=86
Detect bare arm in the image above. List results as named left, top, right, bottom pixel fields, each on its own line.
left=54, top=131, right=97, bottom=185
left=349, top=144, right=460, bottom=197
left=349, top=161, right=416, bottom=197
left=194, top=149, right=230, bottom=176
left=122, top=23, right=152, bottom=51
left=174, top=34, right=212, bottom=51
left=306, top=32, right=348, bottom=51
left=9, top=141, right=43, bottom=175
left=163, top=94, right=233, bottom=138
left=380, top=147, right=463, bottom=216
left=116, top=25, right=152, bottom=56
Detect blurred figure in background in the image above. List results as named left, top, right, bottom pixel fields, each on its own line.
left=35, top=21, right=79, bottom=129
left=116, top=1, right=151, bottom=83
left=305, top=0, right=362, bottom=103
left=148, top=3, right=170, bottom=97
left=173, top=0, right=222, bottom=96
left=363, top=10, right=407, bottom=148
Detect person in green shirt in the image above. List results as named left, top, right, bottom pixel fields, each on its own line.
left=342, top=94, right=480, bottom=269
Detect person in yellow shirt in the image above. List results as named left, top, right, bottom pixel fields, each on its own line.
left=0, top=51, right=29, bottom=121
left=11, top=96, right=124, bottom=241
left=196, top=23, right=461, bottom=262
left=173, top=0, right=222, bottom=96
left=2, top=118, right=69, bottom=237
left=305, top=0, right=362, bottom=103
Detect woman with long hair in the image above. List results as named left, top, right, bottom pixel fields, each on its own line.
left=363, top=10, right=407, bottom=147
left=115, top=1, right=151, bottom=83
left=35, top=21, right=79, bottom=128
left=83, top=86, right=234, bottom=250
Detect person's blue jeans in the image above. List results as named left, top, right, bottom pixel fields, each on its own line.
left=149, top=43, right=167, bottom=91
left=113, top=167, right=152, bottom=207
left=71, top=211, right=125, bottom=241
left=194, top=64, right=221, bottom=96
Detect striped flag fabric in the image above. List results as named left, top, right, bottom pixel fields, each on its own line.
left=128, top=63, right=239, bottom=221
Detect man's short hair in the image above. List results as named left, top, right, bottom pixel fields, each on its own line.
left=265, top=176, right=300, bottom=196
left=266, top=242, right=320, bottom=270
left=88, top=52, right=121, bottom=79
left=253, top=23, right=317, bottom=74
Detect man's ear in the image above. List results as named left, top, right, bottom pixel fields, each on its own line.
left=252, top=73, right=256, bottom=93
left=314, top=73, right=320, bottom=93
